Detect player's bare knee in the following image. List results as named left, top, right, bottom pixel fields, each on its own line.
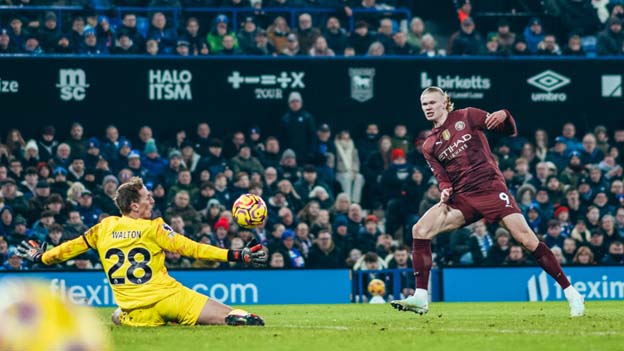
left=519, top=234, right=539, bottom=251
left=412, top=223, right=429, bottom=239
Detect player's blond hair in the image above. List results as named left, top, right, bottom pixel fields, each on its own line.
left=420, top=86, right=454, bottom=112
left=114, top=177, right=144, bottom=215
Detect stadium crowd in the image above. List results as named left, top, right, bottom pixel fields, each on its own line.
left=1, top=0, right=624, bottom=56
left=0, top=92, right=623, bottom=276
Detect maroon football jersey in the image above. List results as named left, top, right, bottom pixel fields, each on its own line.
left=422, top=107, right=517, bottom=194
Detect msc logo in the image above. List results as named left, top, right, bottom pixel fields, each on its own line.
left=601, top=75, right=622, bottom=97
left=57, top=69, right=89, bottom=101
left=527, top=70, right=570, bottom=102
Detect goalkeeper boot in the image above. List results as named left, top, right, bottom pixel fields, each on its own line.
left=390, top=288, right=429, bottom=315
left=225, top=309, right=265, bottom=326
left=564, top=286, right=585, bottom=317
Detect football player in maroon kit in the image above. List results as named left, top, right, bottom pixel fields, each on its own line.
left=390, top=86, right=584, bottom=317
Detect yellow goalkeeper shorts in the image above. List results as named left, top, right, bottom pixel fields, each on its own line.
left=119, top=286, right=208, bottom=327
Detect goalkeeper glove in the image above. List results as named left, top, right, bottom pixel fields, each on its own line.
left=228, top=240, right=267, bottom=267
left=17, top=240, right=47, bottom=264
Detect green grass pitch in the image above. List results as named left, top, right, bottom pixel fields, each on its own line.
left=100, top=301, right=624, bottom=351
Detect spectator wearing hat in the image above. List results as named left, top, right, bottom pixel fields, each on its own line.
left=309, top=123, right=336, bottom=184
left=523, top=17, right=545, bottom=54
left=95, top=175, right=120, bottom=216
left=77, top=190, right=102, bottom=228
left=30, top=210, right=55, bottom=243
left=448, top=17, right=484, bottom=55
left=194, top=181, right=216, bottom=210
left=146, top=12, right=177, bottom=54
left=1, top=179, right=29, bottom=217
left=175, top=39, right=191, bottom=56
left=127, top=150, right=147, bottom=179
left=160, top=149, right=184, bottom=187
left=277, top=149, right=300, bottom=185
left=597, top=16, right=624, bottom=55
left=52, top=33, right=73, bottom=54
left=35, top=126, right=58, bottom=162
left=238, top=16, right=259, bottom=54
left=8, top=16, right=27, bottom=51
left=211, top=216, right=231, bottom=249
left=95, top=16, right=114, bottom=51
left=201, top=198, right=223, bottom=228
left=246, top=28, right=275, bottom=55
left=111, top=139, right=132, bottom=173
left=36, top=12, right=58, bottom=52
left=355, top=214, right=381, bottom=253
left=559, top=151, right=587, bottom=188
left=0, top=247, right=28, bottom=271
left=141, top=139, right=168, bottom=183
left=27, top=180, right=51, bottom=223
left=281, top=33, right=303, bottom=56
left=294, top=164, right=332, bottom=204
left=275, top=229, right=305, bottom=268
left=546, top=136, right=569, bottom=172
left=79, top=29, right=107, bottom=55
left=267, top=16, right=291, bottom=53
left=49, top=167, right=69, bottom=196
left=23, top=34, right=42, bottom=55
left=280, top=91, right=317, bottom=162
left=84, top=137, right=102, bottom=170
left=247, top=126, right=264, bottom=157
left=380, top=148, right=413, bottom=234
left=207, top=14, right=238, bottom=53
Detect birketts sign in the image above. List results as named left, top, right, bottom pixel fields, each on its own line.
left=419, top=71, right=491, bottom=99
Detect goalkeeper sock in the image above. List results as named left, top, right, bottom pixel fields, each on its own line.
left=412, top=239, right=432, bottom=290
left=532, top=242, right=571, bottom=289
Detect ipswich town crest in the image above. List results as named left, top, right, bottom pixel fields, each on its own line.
left=349, top=68, right=375, bottom=102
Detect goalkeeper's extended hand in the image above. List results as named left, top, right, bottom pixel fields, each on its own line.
left=228, top=240, right=267, bottom=267
left=17, top=240, right=47, bottom=264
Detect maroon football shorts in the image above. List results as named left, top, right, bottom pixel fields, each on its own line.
left=447, top=181, right=521, bottom=225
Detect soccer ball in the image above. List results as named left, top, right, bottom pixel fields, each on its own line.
left=232, top=193, right=268, bottom=228
left=367, top=279, right=386, bottom=296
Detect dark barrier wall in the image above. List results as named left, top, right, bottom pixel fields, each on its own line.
left=0, top=56, right=622, bottom=138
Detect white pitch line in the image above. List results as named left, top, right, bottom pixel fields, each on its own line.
left=266, top=325, right=620, bottom=336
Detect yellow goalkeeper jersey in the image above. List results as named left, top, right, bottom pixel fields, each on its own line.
left=42, top=216, right=229, bottom=310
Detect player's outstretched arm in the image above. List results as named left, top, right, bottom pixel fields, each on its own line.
left=17, top=236, right=90, bottom=265
left=155, top=226, right=267, bottom=267
left=483, top=109, right=518, bottom=136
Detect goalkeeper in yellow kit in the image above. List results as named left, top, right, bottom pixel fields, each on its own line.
left=17, top=177, right=268, bottom=327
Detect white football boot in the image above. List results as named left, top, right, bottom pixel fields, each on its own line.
left=564, top=286, right=585, bottom=317
left=390, top=288, right=429, bottom=315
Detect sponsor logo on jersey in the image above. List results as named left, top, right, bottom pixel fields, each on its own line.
left=442, top=129, right=451, bottom=140
left=527, top=70, right=570, bottom=102
left=601, top=75, right=622, bottom=98
left=438, top=133, right=472, bottom=161
left=454, top=121, right=465, bottom=131
left=349, top=67, right=375, bottom=102
left=57, top=68, right=89, bottom=101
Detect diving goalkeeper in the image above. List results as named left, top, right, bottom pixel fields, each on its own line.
left=18, top=177, right=268, bottom=327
